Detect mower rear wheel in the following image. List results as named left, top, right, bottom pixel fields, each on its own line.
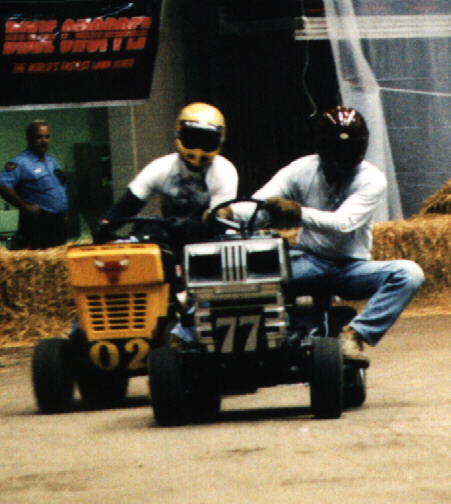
left=344, top=366, right=367, bottom=408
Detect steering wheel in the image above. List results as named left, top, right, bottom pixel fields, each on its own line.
left=93, top=216, right=177, bottom=245
left=209, top=198, right=265, bottom=238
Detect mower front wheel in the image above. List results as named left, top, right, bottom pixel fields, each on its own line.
left=32, top=338, right=74, bottom=413
left=148, top=346, right=190, bottom=426
left=310, top=337, right=344, bottom=419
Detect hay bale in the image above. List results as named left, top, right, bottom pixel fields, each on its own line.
left=372, top=214, right=451, bottom=293
left=419, top=179, right=451, bottom=215
left=0, top=245, right=76, bottom=345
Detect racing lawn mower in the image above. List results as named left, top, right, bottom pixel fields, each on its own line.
left=32, top=217, right=181, bottom=413
left=148, top=200, right=367, bottom=426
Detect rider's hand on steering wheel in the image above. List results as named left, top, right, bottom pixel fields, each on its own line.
left=202, top=206, right=234, bottom=229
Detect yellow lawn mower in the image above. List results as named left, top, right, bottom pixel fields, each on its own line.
left=32, top=217, right=182, bottom=413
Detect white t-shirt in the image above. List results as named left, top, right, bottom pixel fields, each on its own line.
left=234, top=154, right=387, bottom=260
left=128, top=153, right=238, bottom=215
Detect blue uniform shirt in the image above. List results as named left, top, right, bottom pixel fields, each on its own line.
left=0, top=149, right=68, bottom=213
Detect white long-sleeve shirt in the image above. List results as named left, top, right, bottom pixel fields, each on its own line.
left=233, top=154, right=387, bottom=260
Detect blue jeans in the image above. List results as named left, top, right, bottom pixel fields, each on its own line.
left=289, top=249, right=425, bottom=346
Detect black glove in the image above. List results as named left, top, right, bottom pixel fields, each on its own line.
left=92, top=220, right=115, bottom=244
left=263, top=197, right=302, bottom=229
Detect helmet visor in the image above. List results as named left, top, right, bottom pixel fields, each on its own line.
left=179, top=122, right=222, bottom=152
left=317, top=134, right=368, bottom=172
left=334, top=139, right=366, bottom=171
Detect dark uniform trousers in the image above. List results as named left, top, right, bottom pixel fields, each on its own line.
left=19, top=210, right=67, bottom=249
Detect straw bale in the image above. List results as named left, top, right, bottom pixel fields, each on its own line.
left=0, top=245, right=76, bottom=345
left=419, top=179, right=451, bottom=215
left=372, top=214, right=450, bottom=293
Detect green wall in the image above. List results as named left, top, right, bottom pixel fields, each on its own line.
left=0, top=107, right=110, bottom=240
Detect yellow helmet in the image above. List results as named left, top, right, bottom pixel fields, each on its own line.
left=175, top=102, right=226, bottom=169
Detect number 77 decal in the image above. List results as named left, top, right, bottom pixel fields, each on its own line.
left=215, top=314, right=262, bottom=353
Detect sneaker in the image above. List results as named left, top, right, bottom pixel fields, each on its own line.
left=339, top=326, right=370, bottom=368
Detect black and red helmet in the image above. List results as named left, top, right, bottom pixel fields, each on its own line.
left=316, top=106, right=369, bottom=173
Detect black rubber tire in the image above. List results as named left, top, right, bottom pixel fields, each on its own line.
left=32, top=338, right=74, bottom=413
left=76, top=365, right=128, bottom=408
left=310, top=337, right=344, bottom=419
left=344, top=367, right=367, bottom=408
left=190, top=374, right=221, bottom=423
left=148, top=346, right=190, bottom=426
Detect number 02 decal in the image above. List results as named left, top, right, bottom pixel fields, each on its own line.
left=89, top=338, right=150, bottom=371
left=216, top=314, right=262, bottom=353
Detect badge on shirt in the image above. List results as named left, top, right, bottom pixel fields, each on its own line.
left=5, top=162, right=17, bottom=172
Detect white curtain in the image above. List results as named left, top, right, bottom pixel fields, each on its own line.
left=323, top=0, right=450, bottom=221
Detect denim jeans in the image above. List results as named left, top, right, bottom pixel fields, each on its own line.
left=288, top=248, right=425, bottom=346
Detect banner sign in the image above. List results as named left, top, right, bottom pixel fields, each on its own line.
left=0, top=0, right=162, bottom=108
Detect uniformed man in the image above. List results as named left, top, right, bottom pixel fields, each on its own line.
left=0, top=120, right=68, bottom=249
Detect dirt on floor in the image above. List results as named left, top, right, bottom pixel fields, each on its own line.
left=0, top=314, right=450, bottom=504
